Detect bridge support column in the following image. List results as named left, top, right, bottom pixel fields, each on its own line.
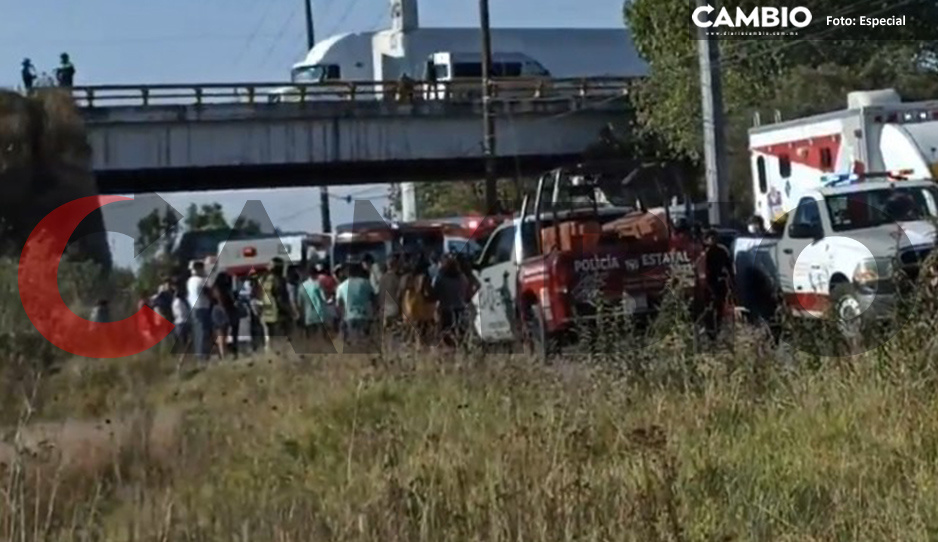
left=401, top=182, right=417, bottom=222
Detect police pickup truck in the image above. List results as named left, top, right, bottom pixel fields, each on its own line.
left=734, top=174, right=938, bottom=336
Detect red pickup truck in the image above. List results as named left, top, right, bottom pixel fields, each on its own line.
left=470, top=166, right=701, bottom=357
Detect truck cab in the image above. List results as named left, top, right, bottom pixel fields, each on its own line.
left=268, top=63, right=346, bottom=103
left=734, top=174, right=938, bottom=335
left=267, top=32, right=373, bottom=103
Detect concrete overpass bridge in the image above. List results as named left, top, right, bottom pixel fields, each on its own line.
left=74, top=78, right=635, bottom=194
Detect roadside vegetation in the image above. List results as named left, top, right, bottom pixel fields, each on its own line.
left=5, top=254, right=938, bottom=541
left=5, top=3, right=938, bottom=538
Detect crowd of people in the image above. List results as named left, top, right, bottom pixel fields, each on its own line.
left=117, top=249, right=482, bottom=362
left=20, top=53, right=76, bottom=92
left=91, top=215, right=754, bottom=359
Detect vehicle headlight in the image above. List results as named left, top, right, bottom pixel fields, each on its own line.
left=853, top=257, right=893, bottom=287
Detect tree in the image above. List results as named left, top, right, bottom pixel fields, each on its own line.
left=232, top=216, right=262, bottom=236
left=135, top=205, right=179, bottom=257
left=184, top=203, right=228, bottom=231
left=389, top=180, right=535, bottom=220
left=135, top=205, right=183, bottom=294
left=137, top=202, right=235, bottom=293
left=623, top=0, right=938, bottom=215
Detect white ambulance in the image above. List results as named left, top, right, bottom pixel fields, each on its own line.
left=749, top=88, right=938, bottom=224
left=213, top=234, right=328, bottom=278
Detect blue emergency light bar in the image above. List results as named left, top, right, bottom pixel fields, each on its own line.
left=820, top=169, right=915, bottom=188
left=821, top=173, right=861, bottom=187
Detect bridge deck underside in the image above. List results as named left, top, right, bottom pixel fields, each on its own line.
left=95, top=154, right=584, bottom=194
left=84, top=98, right=633, bottom=194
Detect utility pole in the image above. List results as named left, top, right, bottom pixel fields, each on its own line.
left=304, top=0, right=333, bottom=234
left=304, top=0, right=314, bottom=47
left=479, top=0, right=498, bottom=215
left=696, top=0, right=729, bottom=226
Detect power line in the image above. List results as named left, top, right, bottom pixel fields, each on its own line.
left=257, top=4, right=303, bottom=69
left=329, top=187, right=390, bottom=201
left=366, top=8, right=389, bottom=32
left=234, top=0, right=282, bottom=68
left=323, top=0, right=363, bottom=37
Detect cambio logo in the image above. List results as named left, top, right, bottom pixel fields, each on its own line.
left=692, top=5, right=812, bottom=28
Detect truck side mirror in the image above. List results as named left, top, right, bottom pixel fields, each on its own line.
left=789, top=222, right=824, bottom=241
left=812, top=224, right=824, bottom=241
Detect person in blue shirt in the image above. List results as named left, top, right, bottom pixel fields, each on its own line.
left=336, top=261, right=376, bottom=346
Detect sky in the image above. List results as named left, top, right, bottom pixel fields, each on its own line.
left=1, top=0, right=626, bottom=269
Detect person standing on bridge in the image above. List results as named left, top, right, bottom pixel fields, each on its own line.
left=21, top=59, right=36, bottom=92
left=55, top=53, right=75, bottom=87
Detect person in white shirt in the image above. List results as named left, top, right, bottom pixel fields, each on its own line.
left=171, top=286, right=190, bottom=352
left=186, top=262, right=211, bottom=360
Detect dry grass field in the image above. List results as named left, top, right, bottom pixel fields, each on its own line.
left=5, top=277, right=938, bottom=542
left=5, top=88, right=938, bottom=538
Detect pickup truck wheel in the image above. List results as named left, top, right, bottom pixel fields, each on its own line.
left=831, top=283, right=863, bottom=341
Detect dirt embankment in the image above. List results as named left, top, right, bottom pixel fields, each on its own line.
left=0, top=89, right=111, bottom=269
left=0, top=407, right=182, bottom=480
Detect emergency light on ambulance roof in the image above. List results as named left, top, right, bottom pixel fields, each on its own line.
left=243, top=247, right=257, bottom=257
left=821, top=170, right=915, bottom=187
left=821, top=173, right=862, bottom=187
left=873, top=111, right=938, bottom=123
left=467, top=219, right=479, bottom=229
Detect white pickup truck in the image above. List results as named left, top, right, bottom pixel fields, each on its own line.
left=734, top=176, right=938, bottom=335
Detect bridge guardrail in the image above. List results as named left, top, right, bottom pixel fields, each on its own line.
left=69, top=77, right=636, bottom=108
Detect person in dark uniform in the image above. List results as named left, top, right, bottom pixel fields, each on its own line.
left=698, top=228, right=735, bottom=341
left=21, top=59, right=36, bottom=91
left=55, top=53, right=75, bottom=87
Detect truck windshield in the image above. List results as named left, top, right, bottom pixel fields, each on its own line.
left=291, top=65, right=340, bottom=83
left=292, top=66, right=325, bottom=83
left=333, top=241, right=387, bottom=266
left=826, top=186, right=938, bottom=231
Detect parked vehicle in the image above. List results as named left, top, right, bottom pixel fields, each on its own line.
left=734, top=172, right=938, bottom=336
left=750, top=88, right=938, bottom=226
left=213, top=233, right=328, bottom=278
left=470, top=164, right=701, bottom=358
left=330, top=219, right=479, bottom=265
